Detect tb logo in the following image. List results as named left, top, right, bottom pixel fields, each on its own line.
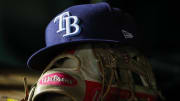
left=54, top=11, right=81, bottom=37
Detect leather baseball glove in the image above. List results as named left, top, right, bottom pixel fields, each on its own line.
left=26, top=43, right=164, bottom=101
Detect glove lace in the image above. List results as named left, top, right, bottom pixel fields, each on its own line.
left=21, top=77, right=29, bottom=101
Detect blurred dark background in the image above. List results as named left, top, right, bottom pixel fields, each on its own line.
left=0, top=0, right=176, bottom=101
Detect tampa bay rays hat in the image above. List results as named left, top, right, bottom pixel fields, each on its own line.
left=27, top=2, right=137, bottom=70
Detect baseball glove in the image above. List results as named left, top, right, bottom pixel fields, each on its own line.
left=27, top=43, right=164, bottom=101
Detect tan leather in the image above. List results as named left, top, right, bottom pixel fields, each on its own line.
left=28, top=43, right=162, bottom=101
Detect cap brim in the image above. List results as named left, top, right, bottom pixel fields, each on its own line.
left=27, top=39, right=123, bottom=71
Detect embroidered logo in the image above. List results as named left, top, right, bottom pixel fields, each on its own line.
left=39, top=73, right=77, bottom=86
left=54, top=11, right=81, bottom=37
left=121, top=29, right=134, bottom=39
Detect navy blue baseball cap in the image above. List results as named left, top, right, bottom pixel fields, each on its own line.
left=27, top=2, right=137, bottom=71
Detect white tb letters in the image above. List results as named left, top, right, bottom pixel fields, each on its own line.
left=54, top=11, right=81, bottom=37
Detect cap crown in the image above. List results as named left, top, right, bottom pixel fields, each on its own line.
left=45, top=2, right=136, bottom=47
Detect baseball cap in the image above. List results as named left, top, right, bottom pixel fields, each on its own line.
left=27, top=2, right=137, bottom=71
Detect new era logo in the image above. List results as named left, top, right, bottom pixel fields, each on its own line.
left=54, top=11, right=81, bottom=37
left=121, top=29, right=134, bottom=39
